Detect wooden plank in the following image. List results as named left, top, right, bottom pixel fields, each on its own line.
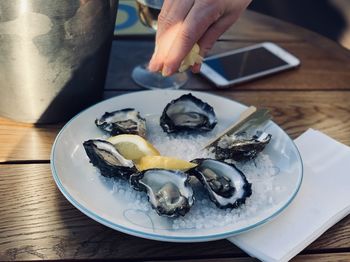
left=106, top=40, right=350, bottom=91
left=148, top=253, right=350, bottom=262
left=221, top=10, right=305, bottom=42
left=292, top=253, right=350, bottom=261
left=106, top=10, right=350, bottom=91
left=218, top=11, right=350, bottom=90
left=0, top=164, right=349, bottom=261
left=1, top=10, right=349, bottom=262
left=0, top=164, right=241, bottom=261
left=0, top=92, right=126, bottom=163
left=106, top=90, right=350, bottom=146
left=0, top=119, right=62, bottom=163
left=150, top=258, right=257, bottom=262
left=226, top=91, right=350, bottom=145
left=207, top=41, right=350, bottom=90
left=1, top=91, right=349, bottom=162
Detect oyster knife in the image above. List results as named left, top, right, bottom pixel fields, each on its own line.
left=203, top=106, right=271, bottom=150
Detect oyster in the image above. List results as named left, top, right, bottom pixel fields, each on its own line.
left=160, top=93, right=217, bottom=133
left=83, top=139, right=136, bottom=179
left=95, top=108, right=146, bottom=137
left=188, top=159, right=252, bottom=209
left=130, top=169, right=194, bottom=217
left=215, top=131, right=271, bottom=162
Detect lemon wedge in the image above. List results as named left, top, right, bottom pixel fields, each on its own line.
left=178, top=43, right=203, bottom=72
left=107, top=134, right=160, bottom=161
left=136, top=155, right=197, bottom=171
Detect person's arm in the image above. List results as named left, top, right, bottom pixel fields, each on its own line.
left=148, top=0, right=252, bottom=76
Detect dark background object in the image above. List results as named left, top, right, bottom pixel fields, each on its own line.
left=248, top=0, right=346, bottom=43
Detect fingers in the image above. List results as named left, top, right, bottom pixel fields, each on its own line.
left=155, top=0, right=193, bottom=38
left=148, top=0, right=194, bottom=72
left=199, top=15, right=240, bottom=56
left=156, top=0, right=173, bottom=21
left=149, top=0, right=252, bottom=75
left=187, top=16, right=235, bottom=74
left=160, top=1, right=222, bottom=76
left=195, top=0, right=252, bottom=60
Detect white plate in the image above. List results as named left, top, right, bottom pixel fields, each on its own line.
left=51, top=90, right=303, bottom=242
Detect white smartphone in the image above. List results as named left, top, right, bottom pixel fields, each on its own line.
left=199, top=42, right=300, bottom=88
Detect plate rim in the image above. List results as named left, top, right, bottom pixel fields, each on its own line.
left=50, top=90, right=304, bottom=242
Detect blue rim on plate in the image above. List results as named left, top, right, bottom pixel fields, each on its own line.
left=50, top=90, right=303, bottom=242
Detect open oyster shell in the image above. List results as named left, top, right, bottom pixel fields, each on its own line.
left=95, top=108, right=146, bottom=137
left=83, top=139, right=137, bottom=179
left=160, top=93, right=217, bottom=133
left=188, top=159, right=252, bottom=209
left=130, top=169, right=194, bottom=217
left=215, top=131, right=271, bottom=162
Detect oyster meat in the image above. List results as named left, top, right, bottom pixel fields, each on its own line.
left=215, top=131, right=271, bottom=162
left=160, top=93, right=217, bottom=133
left=95, top=108, right=146, bottom=137
left=83, top=139, right=136, bottom=179
left=188, top=159, right=252, bottom=209
left=130, top=169, right=194, bottom=217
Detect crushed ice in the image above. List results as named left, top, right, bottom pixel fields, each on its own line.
left=101, top=115, right=285, bottom=230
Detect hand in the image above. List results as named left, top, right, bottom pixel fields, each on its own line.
left=148, top=0, right=252, bottom=76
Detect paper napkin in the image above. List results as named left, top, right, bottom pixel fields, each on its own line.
left=228, top=129, right=350, bottom=262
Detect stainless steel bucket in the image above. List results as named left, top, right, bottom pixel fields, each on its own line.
left=0, top=0, right=118, bottom=123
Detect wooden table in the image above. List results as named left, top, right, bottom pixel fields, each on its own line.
left=1, top=10, right=350, bottom=261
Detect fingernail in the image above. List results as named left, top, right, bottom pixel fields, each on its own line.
left=162, top=66, right=172, bottom=77
left=148, top=63, right=156, bottom=71
left=148, top=61, right=159, bottom=72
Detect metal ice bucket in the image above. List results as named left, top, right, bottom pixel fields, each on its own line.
left=0, top=0, right=118, bottom=123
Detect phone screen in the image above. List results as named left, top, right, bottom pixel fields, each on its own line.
left=204, top=47, right=288, bottom=80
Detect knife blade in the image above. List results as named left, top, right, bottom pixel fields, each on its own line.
left=203, top=106, right=271, bottom=150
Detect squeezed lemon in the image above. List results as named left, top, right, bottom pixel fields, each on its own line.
left=107, top=134, right=160, bottom=161
left=178, top=43, right=203, bottom=72
left=136, top=155, right=197, bottom=171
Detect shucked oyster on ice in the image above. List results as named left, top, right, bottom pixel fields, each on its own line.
left=160, top=93, right=217, bottom=133
left=95, top=108, right=146, bottom=137
left=215, top=131, right=271, bottom=162
left=188, top=159, right=252, bottom=209
left=83, top=139, right=137, bottom=179
left=130, top=169, right=194, bottom=217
